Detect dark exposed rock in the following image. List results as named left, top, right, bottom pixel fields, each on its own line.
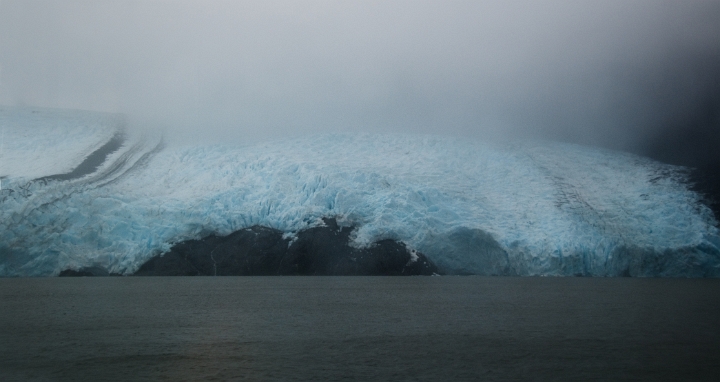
left=134, top=218, right=439, bottom=276
left=58, top=266, right=121, bottom=277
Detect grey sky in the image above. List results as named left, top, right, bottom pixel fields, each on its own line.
left=1, top=0, right=718, bottom=157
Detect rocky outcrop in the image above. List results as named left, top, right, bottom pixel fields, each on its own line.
left=133, top=218, right=439, bottom=276
left=58, top=266, right=121, bottom=277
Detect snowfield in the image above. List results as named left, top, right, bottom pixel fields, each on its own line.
left=1, top=107, right=718, bottom=276
left=0, top=107, right=121, bottom=180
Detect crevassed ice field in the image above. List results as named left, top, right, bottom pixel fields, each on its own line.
left=1, top=107, right=718, bottom=277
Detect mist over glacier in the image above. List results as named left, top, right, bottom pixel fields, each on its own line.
left=0, top=108, right=718, bottom=277
left=1, top=1, right=719, bottom=162
left=0, top=1, right=719, bottom=276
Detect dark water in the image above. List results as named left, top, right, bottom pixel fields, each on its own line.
left=1, top=277, right=719, bottom=381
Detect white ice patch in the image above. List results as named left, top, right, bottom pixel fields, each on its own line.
left=282, top=231, right=298, bottom=247
left=0, top=107, right=718, bottom=277
left=407, top=249, right=419, bottom=265
left=0, top=107, right=120, bottom=180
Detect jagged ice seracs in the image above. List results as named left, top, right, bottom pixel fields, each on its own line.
left=1, top=107, right=718, bottom=277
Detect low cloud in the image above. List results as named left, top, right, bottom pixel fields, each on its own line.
left=1, top=0, right=718, bottom=164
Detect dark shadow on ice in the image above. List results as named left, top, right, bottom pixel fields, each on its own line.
left=642, top=88, right=720, bottom=221
left=687, top=165, right=720, bottom=222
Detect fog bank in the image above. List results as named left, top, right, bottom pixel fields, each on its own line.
left=1, top=0, right=718, bottom=165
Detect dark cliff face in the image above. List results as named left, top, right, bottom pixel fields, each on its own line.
left=131, top=218, right=439, bottom=276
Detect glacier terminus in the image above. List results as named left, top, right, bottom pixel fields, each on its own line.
left=1, top=107, right=718, bottom=277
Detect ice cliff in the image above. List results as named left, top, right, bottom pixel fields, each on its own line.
left=1, top=107, right=718, bottom=276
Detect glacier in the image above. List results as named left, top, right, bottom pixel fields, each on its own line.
left=0, top=107, right=121, bottom=180
left=1, top=107, right=719, bottom=277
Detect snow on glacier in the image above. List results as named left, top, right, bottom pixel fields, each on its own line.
left=0, top=107, right=718, bottom=277
left=0, top=107, right=120, bottom=180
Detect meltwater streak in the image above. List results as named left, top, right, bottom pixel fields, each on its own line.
left=0, top=107, right=718, bottom=277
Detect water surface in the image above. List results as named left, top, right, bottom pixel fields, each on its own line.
left=1, top=277, right=719, bottom=381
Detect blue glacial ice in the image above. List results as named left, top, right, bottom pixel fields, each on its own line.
left=0, top=107, right=718, bottom=277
